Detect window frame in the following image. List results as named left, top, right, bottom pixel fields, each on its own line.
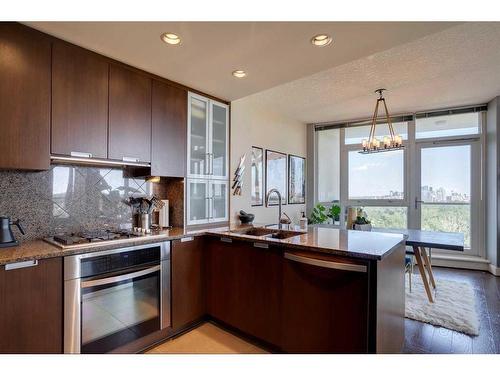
left=340, top=123, right=411, bottom=228
left=410, top=124, right=484, bottom=255
left=315, top=128, right=341, bottom=205
left=312, top=109, right=486, bottom=258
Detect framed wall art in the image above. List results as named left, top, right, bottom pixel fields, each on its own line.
left=288, top=154, right=306, bottom=204
left=265, top=149, right=287, bottom=206
left=251, top=146, right=264, bottom=206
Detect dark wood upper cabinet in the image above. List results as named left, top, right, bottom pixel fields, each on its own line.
left=0, top=257, right=63, bottom=353
left=172, top=237, right=206, bottom=330
left=109, top=64, right=152, bottom=163
left=0, top=23, right=51, bottom=170
left=152, top=80, right=187, bottom=177
left=51, top=41, right=109, bottom=158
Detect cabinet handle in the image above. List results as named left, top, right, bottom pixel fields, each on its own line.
left=284, top=253, right=367, bottom=273
left=220, top=237, right=232, bottom=243
left=5, top=259, right=38, bottom=271
left=70, top=151, right=92, bottom=158
left=122, top=156, right=140, bottom=163
left=254, top=242, right=269, bottom=249
left=181, top=236, right=194, bottom=242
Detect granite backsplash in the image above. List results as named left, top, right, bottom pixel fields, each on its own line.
left=0, top=164, right=181, bottom=241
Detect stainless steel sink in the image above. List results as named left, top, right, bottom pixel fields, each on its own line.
left=268, top=230, right=303, bottom=239
left=230, top=227, right=303, bottom=240
left=230, top=227, right=276, bottom=236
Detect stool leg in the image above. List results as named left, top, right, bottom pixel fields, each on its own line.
left=409, top=266, right=412, bottom=292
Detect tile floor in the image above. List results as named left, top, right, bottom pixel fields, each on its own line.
left=147, top=322, right=268, bottom=354
left=148, top=267, right=499, bottom=354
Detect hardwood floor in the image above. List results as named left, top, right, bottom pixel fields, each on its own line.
left=147, top=267, right=498, bottom=354
left=403, top=267, right=499, bottom=354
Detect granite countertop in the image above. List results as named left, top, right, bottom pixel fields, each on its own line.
left=0, top=223, right=406, bottom=265
left=0, top=227, right=204, bottom=266
left=206, top=223, right=406, bottom=261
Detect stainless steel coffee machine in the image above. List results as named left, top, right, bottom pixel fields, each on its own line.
left=0, top=216, right=25, bottom=248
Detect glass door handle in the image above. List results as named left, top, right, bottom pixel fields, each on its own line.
left=414, top=197, right=424, bottom=209
left=205, top=153, right=210, bottom=175
left=208, top=153, right=213, bottom=175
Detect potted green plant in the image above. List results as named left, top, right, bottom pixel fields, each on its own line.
left=309, top=203, right=328, bottom=224
left=353, top=208, right=372, bottom=231
left=329, top=204, right=341, bottom=224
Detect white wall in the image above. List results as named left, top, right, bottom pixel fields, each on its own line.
left=486, top=97, right=499, bottom=267
left=230, top=94, right=307, bottom=225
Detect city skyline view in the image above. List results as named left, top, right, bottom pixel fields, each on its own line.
left=349, top=145, right=470, bottom=200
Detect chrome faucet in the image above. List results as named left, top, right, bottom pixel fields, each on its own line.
left=266, top=188, right=283, bottom=229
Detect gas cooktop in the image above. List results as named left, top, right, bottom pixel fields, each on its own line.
left=44, top=229, right=148, bottom=249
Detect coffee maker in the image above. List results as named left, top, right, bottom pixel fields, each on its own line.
left=0, top=217, right=25, bottom=248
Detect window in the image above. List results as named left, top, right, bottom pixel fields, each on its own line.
left=416, top=112, right=480, bottom=139
left=357, top=206, right=408, bottom=229
left=348, top=149, right=404, bottom=200
left=317, top=128, right=340, bottom=202
left=313, top=107, right=483, bottom=257
left=419, top=145, right=472, bottom=247
left=344, top=122, right=408, bottom=145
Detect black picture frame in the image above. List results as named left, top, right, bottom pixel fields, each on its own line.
left=251, top=146, right=264, bottom=206
left=265, top=149, right=287, bottom=206
left=288, top=154, right=306, bottom=204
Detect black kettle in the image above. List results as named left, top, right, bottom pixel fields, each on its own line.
left=0, top=216, right=25, bottom=248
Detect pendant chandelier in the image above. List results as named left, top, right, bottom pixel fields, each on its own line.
left=360, top=89, right=403, bottom=154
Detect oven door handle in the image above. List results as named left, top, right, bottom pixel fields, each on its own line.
left=81, top=265, right=160, bottom=288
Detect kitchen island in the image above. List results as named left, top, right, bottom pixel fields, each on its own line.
left=203, top=224, right=406, bottom=353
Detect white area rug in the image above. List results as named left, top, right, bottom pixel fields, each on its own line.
left=405, top=276, right=479, bottom=336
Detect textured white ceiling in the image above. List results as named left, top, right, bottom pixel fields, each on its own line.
left=235, top=22, right=500, bottom=124
left=24, top=21, right=458, bottom=101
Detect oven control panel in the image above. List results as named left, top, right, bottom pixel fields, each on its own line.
left=80, top=245, right=161, bottom=278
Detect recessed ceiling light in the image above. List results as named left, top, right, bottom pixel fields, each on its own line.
left=311, top=34, right=332, bottom=47
left=161, top=32, right=181, bottom=45
left=232, top=70, right=247, bottom=78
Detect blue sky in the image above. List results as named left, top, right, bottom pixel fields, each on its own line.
left=348, top=145, right=470, bottom=198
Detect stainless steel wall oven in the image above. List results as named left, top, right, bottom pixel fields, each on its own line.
left=64, top=241, right=171, bottom=353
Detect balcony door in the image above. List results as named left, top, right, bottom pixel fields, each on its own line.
left=413, top=140, right=482, bottom=256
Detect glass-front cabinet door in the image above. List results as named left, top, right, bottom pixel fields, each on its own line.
left=210, top=101, right=229, bottom=179
left=187, top=179, right=209, bottom=225
left=188, top=93, right=209, bottom=178
left=210, top=180, right=229, bottom=222
left=187, top=92, right=229, bottom=226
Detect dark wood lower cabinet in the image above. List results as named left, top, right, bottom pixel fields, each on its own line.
left=0, top=258, right=63, bottom=353
left=207, top=238, right=282, bottom=348
left=172, top=237, right=206, bottom=330
left=281, top=250, right=371, bottom=353
left=0, top=237, right=403, bottom=354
